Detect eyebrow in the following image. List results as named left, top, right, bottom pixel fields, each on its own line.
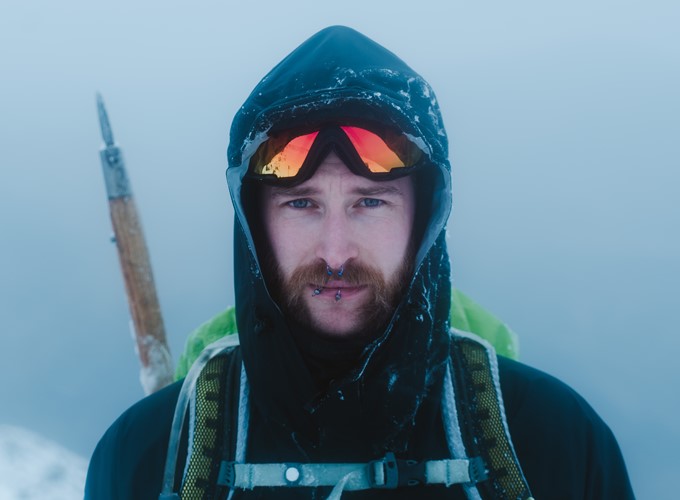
left=352, top=186, right=404, bottom=197
left=269, top=185, right=405, bottom=198
left=269, top=186, right=320, bottom=198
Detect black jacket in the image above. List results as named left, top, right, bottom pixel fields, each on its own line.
left=86, top=26, right=634, bottom=499
left=85, top=354, right=634, bottom=499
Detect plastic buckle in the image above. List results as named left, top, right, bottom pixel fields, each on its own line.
left=217, top=461, right=236, bottom=487
left=370, top=453, right=396, bottom=488
left=395, top=456, right=427, bottom=487
left=371, top=452, right=426, bottom=488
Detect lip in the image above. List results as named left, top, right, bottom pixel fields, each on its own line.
left=324, top=280, right=358, bottom=289
left=308, top=283, right=367, bottom=299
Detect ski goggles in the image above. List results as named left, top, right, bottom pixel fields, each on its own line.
left=247, top=124, right=429, bottom=184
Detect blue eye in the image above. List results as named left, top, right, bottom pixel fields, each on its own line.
left=361, top=198, right=382, bottom=208
left=288, top=199, right=311, bottom=209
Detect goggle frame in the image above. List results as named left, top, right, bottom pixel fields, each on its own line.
left=247, top=123, right=429, bottom=186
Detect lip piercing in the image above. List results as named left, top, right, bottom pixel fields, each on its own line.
left=314, top=264, right=346, bottom=298
left=312, top=266, right=334, bottom=296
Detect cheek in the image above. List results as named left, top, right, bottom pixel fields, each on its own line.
left=360, top=215, right=413, bottom=265
left=267, top=223, right=310, bottom=273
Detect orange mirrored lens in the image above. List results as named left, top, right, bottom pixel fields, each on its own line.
left=258, top=131, right=319, bottom=178
left=340, top=126, right=405, bottom=173
left=253, top=126, right=421, bottom=179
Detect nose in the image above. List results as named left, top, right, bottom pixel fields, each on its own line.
left=314, top=209, right=359, bottom=270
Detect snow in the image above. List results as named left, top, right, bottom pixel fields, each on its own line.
left=0, top=425, right=87, bottom=500
left=137, top=333, right=174, bottom=395
left=129, top=321, right=174, bottom=395
left=387, top=370, right=399, bottom=391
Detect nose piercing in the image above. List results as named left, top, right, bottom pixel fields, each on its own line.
left=325, top=264, right=345, bottom=277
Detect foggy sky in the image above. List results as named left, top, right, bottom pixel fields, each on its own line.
left=1, top=1, right=678, bottom=498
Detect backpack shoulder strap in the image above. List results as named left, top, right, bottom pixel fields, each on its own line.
left=180, top=349, right=244, bottom=499
left=159, top=334, right=243, bottom=500
left=162, top=330, right=534, bottom=500
left=447, top=329, right=534, bottom=500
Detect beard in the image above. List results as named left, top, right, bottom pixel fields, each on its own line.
left=266, top=257, right=413, bottom=339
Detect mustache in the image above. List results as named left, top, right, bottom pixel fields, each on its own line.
left=284, top=260, right=389, bottom=309
left=287, top=260, right=387, bottom=295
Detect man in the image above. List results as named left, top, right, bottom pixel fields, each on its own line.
left=86, top=26, right=634, bottom=499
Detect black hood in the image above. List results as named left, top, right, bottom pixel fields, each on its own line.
left=227, top=26, right=453, bottom=457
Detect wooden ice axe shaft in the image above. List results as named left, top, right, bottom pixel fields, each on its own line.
left=97, top=94, right=174, bottom=394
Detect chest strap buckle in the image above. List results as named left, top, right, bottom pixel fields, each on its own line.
left=371, top=452, right=426, bottom=488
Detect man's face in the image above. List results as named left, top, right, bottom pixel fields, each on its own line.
left=262, top=152, right=416, bottom=338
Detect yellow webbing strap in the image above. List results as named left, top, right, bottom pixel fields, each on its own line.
left=457, top=336, right=533, bottom=500
left=180, top=355, right=228, bottom=497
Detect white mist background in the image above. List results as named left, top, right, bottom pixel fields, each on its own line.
left=1, top=1, right=677, bottom=498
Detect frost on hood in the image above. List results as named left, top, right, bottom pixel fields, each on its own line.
left=354, top=69, right=446, bottom=140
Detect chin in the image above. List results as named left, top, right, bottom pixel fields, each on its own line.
left=304, top=309, right=368, bottom=338
left=299, top=296, right=363, bottom=335
left=291, top=292, right=391, bottom=339
left=309, top=318, right=364, bottom=338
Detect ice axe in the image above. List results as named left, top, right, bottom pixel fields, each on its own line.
left=96, top=94, right=174, bottom=395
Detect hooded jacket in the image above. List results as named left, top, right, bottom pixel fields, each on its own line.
left=227, top=25, right=453, bottom=460
left=85, top=26, right=635, bottom=500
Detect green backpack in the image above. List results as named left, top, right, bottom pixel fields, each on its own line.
left=175, top=288, right=520, bottom=380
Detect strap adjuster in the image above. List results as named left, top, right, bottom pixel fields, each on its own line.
left=370, top=452, right=427, bottom=488
left=218, top=461, right=235, bottom=487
